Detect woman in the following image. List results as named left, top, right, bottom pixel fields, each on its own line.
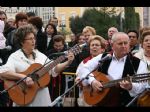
left=75, top=35, right=106, bottom=106
left=0, top=24, right=74, bottom=107
left=77, top=26, right=97, bottom=65
left=134, top=30, right=150, bottom=87
left=28, top=16, right=47, bottom=54
left=44, top=23, right=57, bottom=52
left=76, top=33, right=86, bottom=46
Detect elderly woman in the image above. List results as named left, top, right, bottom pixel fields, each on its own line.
left=0, top=24, right=74, bottom=107
left=75, top=35, right=106, bottom=106
left=135, top=30, right=150, bottom=71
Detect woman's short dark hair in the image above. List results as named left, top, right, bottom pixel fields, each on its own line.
left=53, top=35, right=65, bottom=44
left=14, top=24, right=36, bottom=46
left=28, top=16, right=43, bottom=30
left=15, top=12, right=28, bottom=24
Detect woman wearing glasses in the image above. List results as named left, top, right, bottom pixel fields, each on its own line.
left=0, top=24, right=74, bottom=107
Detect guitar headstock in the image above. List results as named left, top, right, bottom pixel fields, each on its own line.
left=68, top=43, right=87, bottom=56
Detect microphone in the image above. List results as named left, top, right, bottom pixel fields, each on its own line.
left=50, top=51, right=68, bottom=56
left=99, top=54, right=112, bottom=63
left=79, top=43, right=87, bottom=48
left=49, top=43, right=87, bottom=56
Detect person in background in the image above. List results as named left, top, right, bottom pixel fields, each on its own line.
left=0, top=11, right=7, bottom=24
left=48, top=17, right=58, bottom=28
left=28, top=16, right=47, bottom=54
left=68, top=33, right=77, bottom=47
left=82, top=26, right=96, bottom=43
left=26, top=12, right=36, bottom=19
left=76, top=26, right=97, bottom=65
left=76, top=33, right=86, bottom=45
left=127, top=30, right=140, bottom=55
left=44, top=23, right=57, bottom=53
left=6, top=12, right=28, bottom=53
left=0, top=11, right=12, bottom=107
left=134, top=30, right=150, bottom=72
left=105, top=27, right=118, bottom=53
left=76, top=32, right=148, bottom=106
left=7, top=18, right=15, bottom=28
left=0, top=24, right=75, bottom=107
left=0, top=11, right=15, bottom=39
left=0, top=20, right=11, bottom=64
left=0, top=20, right=6, bottom=50
left=46, top=35, right=75, bottom=107
left=76, top=35, right=106, bottom=106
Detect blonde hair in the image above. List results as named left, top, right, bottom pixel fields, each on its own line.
left=82, top=26, right=96, bottom=35
left=141, top=30, right=150, bottom=48
left=89, top=35, right=106, bottom=49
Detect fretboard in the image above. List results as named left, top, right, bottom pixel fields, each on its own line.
left=37, top=55, right=66, bottom=77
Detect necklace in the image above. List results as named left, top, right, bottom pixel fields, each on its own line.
left=21, top=49, right=36, bottom=60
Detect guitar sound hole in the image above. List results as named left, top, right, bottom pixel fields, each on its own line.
left=31, top=73, right=39, bottom=81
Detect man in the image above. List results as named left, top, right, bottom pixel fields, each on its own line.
left=0, top=11, right=7, bottom=24
left=49, top=17, right=58, bottom=28
left=127, top=30, right=140, bottom=55
left=105, top=27, right=118, bottom=53
left=45, top=35, right=68, bottom=106
left=76, top=32, right=148, bottom=106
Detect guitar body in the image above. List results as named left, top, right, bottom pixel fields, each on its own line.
left=82, top=71, right=150, bottom=106
left=137, top=90, right=150, bottom=107
left=4, top=63, right=50, bottom=106
left=83, top=71, right=111, bottom=106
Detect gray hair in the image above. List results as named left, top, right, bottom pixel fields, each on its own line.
left=111, top=32, right=129, bottom=43
left=14, top=24, right=36, bottom=46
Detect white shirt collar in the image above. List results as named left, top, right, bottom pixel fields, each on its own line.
left=112, top=53, right=127, bottom=62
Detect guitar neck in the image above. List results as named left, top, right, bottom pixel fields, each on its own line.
left=103, top=73, right=150, bottom=88
left=103, top=77, right=130, bottom=88
left=38, top=55, right=66, bottom=77
left=34, top=43, right=85, bottom=78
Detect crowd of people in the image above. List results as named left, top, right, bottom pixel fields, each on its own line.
left=0, top=10, right=150, bottom=107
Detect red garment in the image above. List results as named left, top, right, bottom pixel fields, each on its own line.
left=83, top=56, right=92, bottom=64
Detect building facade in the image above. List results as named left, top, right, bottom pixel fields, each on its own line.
left=0, top=7, right=145, bottom=31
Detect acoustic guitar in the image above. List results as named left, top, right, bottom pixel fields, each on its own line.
left=4, top=43, right=86, bottom=106
left=83, top=71, right=150, bottom=106
left=137, top=89, right=150, bottom=106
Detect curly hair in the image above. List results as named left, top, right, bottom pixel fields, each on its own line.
left=82, top=26, right=96, bottom=35
left=14, top=24, right=36, bottom=47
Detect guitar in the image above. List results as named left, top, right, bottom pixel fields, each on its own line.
left=82, top=71, right=150, bottom=106
left=4, top=43, right=86, bottom=106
